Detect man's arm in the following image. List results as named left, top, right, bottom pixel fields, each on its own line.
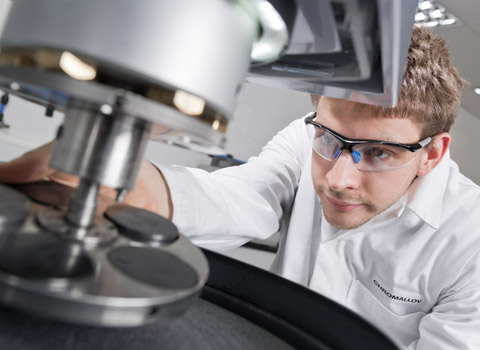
left=156, top=117, right=312, bottom=250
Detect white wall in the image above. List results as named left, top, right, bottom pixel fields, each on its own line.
left=0, top=95, right=64, bottom=161
left=450, top=108, right=480, bottom=185
left=224, top=83, right=313, bottom=161
left=0, top=0, right=10, bottom=31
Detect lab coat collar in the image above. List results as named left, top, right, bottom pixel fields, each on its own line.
left=405, top=150, right=451, bottom=230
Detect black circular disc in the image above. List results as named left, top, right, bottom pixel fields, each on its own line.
left=109, top=246, right=198, bottom=289
left=0, top=184, right=31, bottom=230
left=105, top=204, right=178, bottom=244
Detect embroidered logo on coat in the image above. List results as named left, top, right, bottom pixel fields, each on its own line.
left=373, top=279, right=422, bottom=304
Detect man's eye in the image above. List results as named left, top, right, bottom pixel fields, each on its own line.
left=364, top=147, right=392, bottom=160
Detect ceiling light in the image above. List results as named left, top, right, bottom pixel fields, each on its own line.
left=415, top=12, right=428, bottom=21
left=415, top=1, right=457, bottom=28
left=429, top=8, right=444, bottom=19
left=438, top=16, right=456, bottom=26
left=474, top=87, right=480, bottom=95
left=418, top=1, right=433, bottom=11
left=422, top=20, right=439, bottom=28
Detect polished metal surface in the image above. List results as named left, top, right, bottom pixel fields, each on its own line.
left=0, top=64, right=229, bottom=153
left=64, top=179, right=101, bottom=228
left=0, top=0, right=257, bottom=119
left=0, top=0, right=264, bottom=153
left=37, top=207, right=118, bottom=247
left=51, top=99, right=151, bottom=190
left=49, top=99, right=152, bottom=228
left=0, top=97, right=211, bottom=326
left=0, top=182, right=209, bottom=327
left=247, top=0, right=419, bottom=107
left=0, top=184, right=30, bottom=230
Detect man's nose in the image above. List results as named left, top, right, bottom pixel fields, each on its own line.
left=325, top=151, right=361, bottom=191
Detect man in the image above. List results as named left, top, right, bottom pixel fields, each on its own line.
left=0, top=27, right=479, bottom=349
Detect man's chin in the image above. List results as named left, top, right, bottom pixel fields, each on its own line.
left=323, top=205, right=376, bottom=230
left=317, top=190, right=381, bottom=230
left=323, top=212, right=372, bottom=230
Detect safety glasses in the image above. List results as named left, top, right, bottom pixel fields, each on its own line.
left=304, top=114, right=432, bottom=172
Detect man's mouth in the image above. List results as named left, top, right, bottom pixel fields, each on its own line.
left=325, top=195, right=363, bottom=211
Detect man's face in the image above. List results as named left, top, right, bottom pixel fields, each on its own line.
left=311, top=97, right=426, bottom=230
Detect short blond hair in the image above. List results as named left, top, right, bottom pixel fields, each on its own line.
left=312, top=26, right=464, bottom=138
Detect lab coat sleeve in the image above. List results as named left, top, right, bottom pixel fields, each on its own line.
left=408, top=249, right=480, bottom=350
left=158, top=116, right=312, bottom=251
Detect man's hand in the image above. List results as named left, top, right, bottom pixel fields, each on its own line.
left=123, top=159, right=173, bottom=219
left=0, top=141, right=173, bottom=219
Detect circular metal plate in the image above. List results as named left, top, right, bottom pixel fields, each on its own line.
left=0, top=182, right=209, bottom=327
left=0, top=233, right=93, bottom=279
left=0, top=184, right=31, bottom=230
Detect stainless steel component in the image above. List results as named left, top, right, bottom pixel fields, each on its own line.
left=65, top=179, right=100, bottom=228
left=1, top=0, right=256, bottom=118
left=5, top=89, right=208, bottom=326
left=0, top=184, right=30, bottom=231
left=51, top=99, right=152, bottom=228
left=0, top=67, right=228, bottom=154
left=0, top=184, right=209, bottom=327
left=116, top=188, right=129, bottom=203
left=51, top=100, right=152, bottom=191
left=0, top=0, right=264, bottom=152
left=37, top=207, right=118, bottom=247
left=247, top=0, right=293, bottom=63
left=247, top=0, right=419, bottom=107
left=0, top=0, right=268, bottom=326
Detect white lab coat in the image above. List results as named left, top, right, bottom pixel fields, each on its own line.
left=159, top=115, right=480, bottom=349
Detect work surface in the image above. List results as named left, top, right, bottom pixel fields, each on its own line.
left=0, top=297, right=294, bottom=350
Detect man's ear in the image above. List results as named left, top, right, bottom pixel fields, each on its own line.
left=416, top=132, right=451, bottom=177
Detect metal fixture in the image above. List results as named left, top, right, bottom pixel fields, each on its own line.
left=247, top=0, right=419, bottom=107
left=0, top=0, right=292, bottom=326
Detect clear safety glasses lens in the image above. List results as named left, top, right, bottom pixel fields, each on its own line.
left=312, top=131, right=422, bottom=172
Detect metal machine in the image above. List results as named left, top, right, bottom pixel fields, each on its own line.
left=0, top=0, right=416, bottom=330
